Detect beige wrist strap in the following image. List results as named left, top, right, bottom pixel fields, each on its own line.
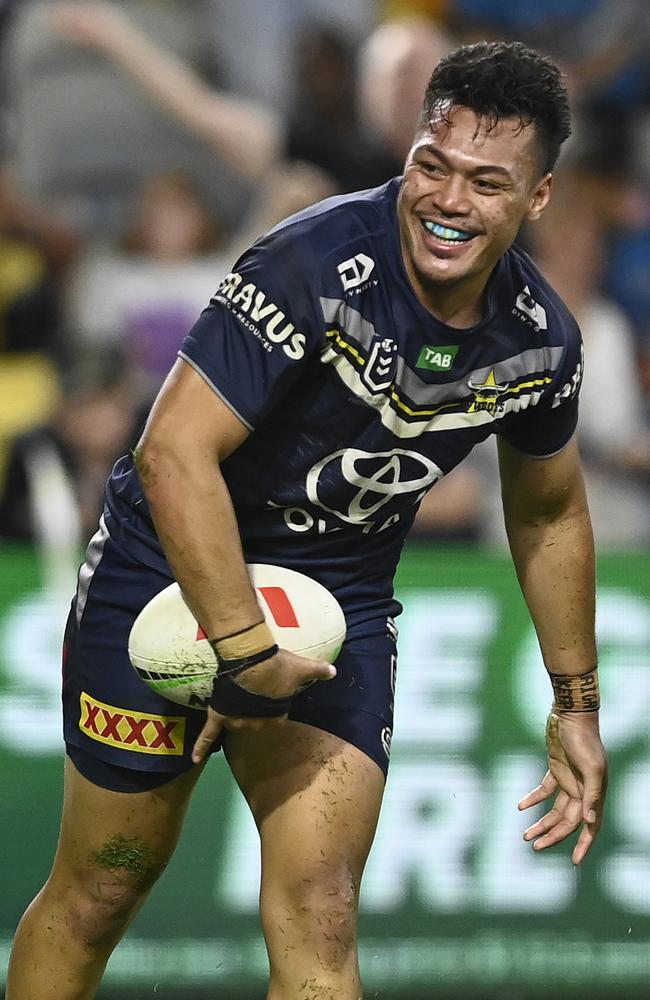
left=212, top=620, right=276, bottom=661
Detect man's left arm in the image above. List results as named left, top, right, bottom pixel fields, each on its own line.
left=498, top=435, right=607, bottom=865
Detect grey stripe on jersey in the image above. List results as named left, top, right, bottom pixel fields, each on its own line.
left=319, top=297, right=564, bottom=404
left=75, top=513, right=109, bottom=625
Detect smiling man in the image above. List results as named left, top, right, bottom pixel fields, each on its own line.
left=398, top=100, right=554, bottom=324
left=8, top=40, right=607, bottom=1000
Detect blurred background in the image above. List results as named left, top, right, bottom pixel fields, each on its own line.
left=0, top=1, right=649, bottom=997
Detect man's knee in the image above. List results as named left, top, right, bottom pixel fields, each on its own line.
left=263, top=863, right=360, bottom=968
left=54, top=834, right=167, bottom=949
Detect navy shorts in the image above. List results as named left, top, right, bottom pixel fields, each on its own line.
left=63, top=526, right=398, bottom=792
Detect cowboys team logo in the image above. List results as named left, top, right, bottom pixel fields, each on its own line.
left=467, top=370, right=509, bottom=416
left=362, top=336, right=398, bottom=394
left=306, top=448, right=441, bottom=527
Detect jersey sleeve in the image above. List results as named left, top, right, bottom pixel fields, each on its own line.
left=178, top=237, right=323, bottom=430
left=498, top=325, right=584, bottom=458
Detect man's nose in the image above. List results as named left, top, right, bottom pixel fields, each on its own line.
left=431, top=175, right=470, bottom=216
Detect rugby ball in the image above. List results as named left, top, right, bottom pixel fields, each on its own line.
left=128, top=564, right=346, bottom=710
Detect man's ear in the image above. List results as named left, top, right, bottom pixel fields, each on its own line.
left=527, top=173, right=553, bottom=222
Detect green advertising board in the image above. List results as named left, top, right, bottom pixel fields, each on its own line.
left=0, top=544, right=648, bottom=998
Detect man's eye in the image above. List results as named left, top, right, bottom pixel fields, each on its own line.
left=476, top=179, right=500, bottom=191
left=421, top=162, right=443, bottom=175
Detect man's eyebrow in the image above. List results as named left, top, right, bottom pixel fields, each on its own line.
left=414, top=143, right=514, bottom=180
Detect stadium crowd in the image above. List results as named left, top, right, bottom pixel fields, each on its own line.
left=1, top=0, right=649, bottom=559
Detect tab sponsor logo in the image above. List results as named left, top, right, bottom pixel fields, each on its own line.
left=213, top=273, right=306, bottom=360
left=79, top=692, right=186, bottom=756
left=416, top=344, right=459, bottom=372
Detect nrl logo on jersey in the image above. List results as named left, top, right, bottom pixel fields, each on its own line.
left=213, top=272, right=306, bottom=360
left=362, top=336, right=398, bottom=393
left=337, top=253, right=378, bottom=295
left=467, top=369, right=509, bottom=416
left=513, top=285, right=548, bottom=332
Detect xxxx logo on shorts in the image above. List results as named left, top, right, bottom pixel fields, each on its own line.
left=79, top=692, right=186, bottom=756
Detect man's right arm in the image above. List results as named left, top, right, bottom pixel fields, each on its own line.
left=136, top=358, right=262, bottom=640
left=136, top=358, right=335, bottom=759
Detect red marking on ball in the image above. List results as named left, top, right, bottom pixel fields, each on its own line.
left=258, top=586, right=299, bottom=627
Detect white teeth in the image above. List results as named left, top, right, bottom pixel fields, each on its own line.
left=424, top=221, right=472, bottom=242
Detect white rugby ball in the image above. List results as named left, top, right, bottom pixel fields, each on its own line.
left=128, top=564, right=346, bottom=710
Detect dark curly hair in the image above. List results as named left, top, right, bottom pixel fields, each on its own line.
left=420, top=41, right=572, bottom=174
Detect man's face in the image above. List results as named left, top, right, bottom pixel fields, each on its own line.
left=397, top=105, right=552, bottom=316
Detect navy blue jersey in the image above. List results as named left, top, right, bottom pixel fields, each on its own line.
left=106, top=178, right=582, bottom=627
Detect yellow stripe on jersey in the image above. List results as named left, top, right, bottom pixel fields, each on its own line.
left=326, top=328, right=366, bottom=366
left=324, top=328, right=553, bottom=420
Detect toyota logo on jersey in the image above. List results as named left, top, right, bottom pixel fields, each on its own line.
left=306, top=448, right=441, bottom=526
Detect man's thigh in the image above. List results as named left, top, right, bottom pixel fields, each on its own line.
left=225, top=721, right=384, bottom=993
left=51, top=755, right=204, bottom=890
left=224, top=619, right=396, bottom=868
left=224, top=719, right=386, bottom=878
left=288, top=618, right=398, bottom=778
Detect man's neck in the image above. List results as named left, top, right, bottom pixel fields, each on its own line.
left=412, top=269, right=491, bottom=329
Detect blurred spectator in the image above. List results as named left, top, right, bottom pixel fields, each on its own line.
left=205, top=0, right=377, bottom=113
left=605, top=225, right=650, bottom=392
left=528, top=169, right=650, bottom=547
left=286, top=22, right=398, bottom=191
left=65, top=169, right=229, bottom=386
left=540, top=137, right=650, bottom=407
left=572, top=1, right=650, bottom=111
left=8, top=1, right=251, bottom=237
left=0, top=0, right=20, bottom=76
left=0, top=348, right=145, bottom=549
left=47, top=1, right=396, bottom=195
left=0, top=0, right=19, bottom=82
left=66, top=160, right=337, bottom=390
left=0, top=0, right=15, bottom=34
left=46, top=0, right=281, bottom=185
left=357, top=16, right=455, bottom=163
left=0, top=163, right=78, bottom=358
left=206, top=0, right=378, bottom=115
left=452, top=1, right=650, bottom=154
left=452, top=0, right=598, bottom=52
left=227, top=159, right=339, bottom=262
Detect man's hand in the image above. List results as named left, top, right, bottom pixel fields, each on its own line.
left=518, top=711, right=608, bottom=865
left=191, top=649, right=336, bottom=763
